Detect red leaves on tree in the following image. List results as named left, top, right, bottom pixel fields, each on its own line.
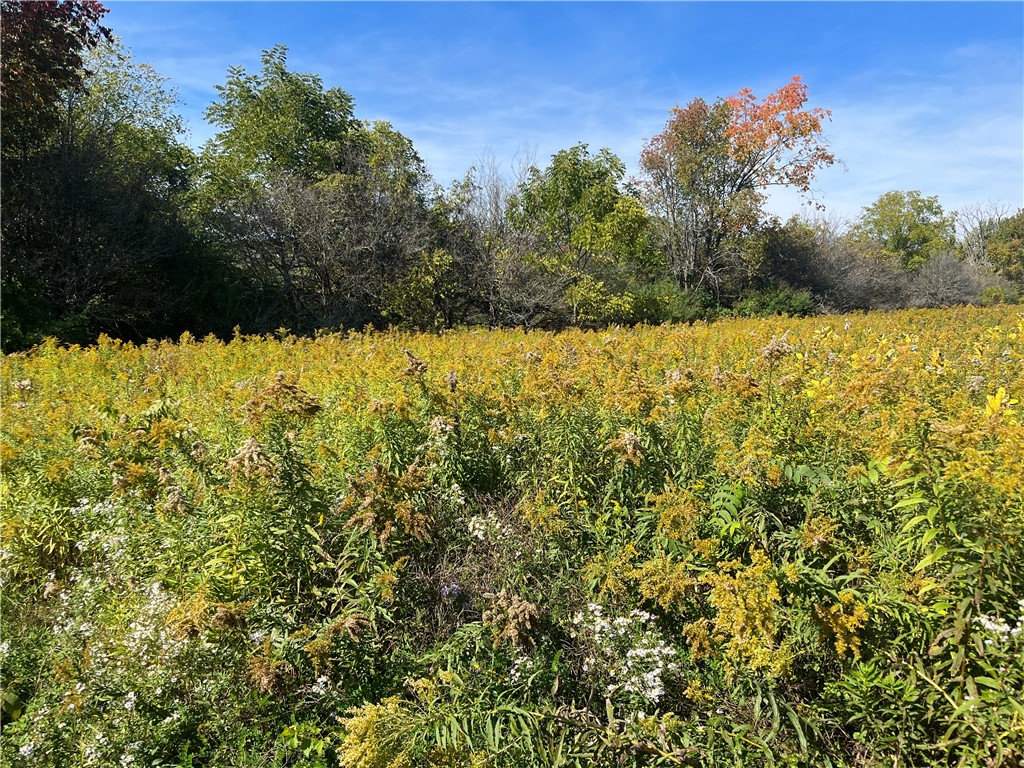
left=641, top=76, right=834, bottom=199
left=1, top=0, right=112, bottom=116
left=638, top=77, right=835, bottom=290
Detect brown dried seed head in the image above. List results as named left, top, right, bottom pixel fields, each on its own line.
left=404, top=350, right=428, bottom=377
left=762, top=335, right=794, bottom=363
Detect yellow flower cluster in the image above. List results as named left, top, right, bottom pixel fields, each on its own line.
left=703, top=550, right=791, bottom=678
left=815, top=591, right=869, bottom=659
left=337, top=698, right=414, bottom=768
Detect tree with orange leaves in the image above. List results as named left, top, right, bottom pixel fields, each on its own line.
left=640, top=77, right=835, bottom=293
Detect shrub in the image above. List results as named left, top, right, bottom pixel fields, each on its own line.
left=627, top=280, right=712, bottom=324
left=731, top=283, right=815, bottom=317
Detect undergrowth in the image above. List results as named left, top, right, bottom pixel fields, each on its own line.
left=2, top=307, right=1022, bottom=766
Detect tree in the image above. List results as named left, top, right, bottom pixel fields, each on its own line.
left=1, top=39, right=205, bottom=349
left=980, top=208, right=1024, bottom=285
left=640, top=77, right=835, bottom=293
left=381, top=155, right=522, bottom=331
left=956, top=202, right=1013, bottom=265
left=199, top=48, right=433, bottom=332
left=756, top=215, right=907, bottom=311
left=849, top=190, right=956, bottom=270
left=434, top=150, right=565, bottom=328
left=510, top=145, right=626, bottom=271
left=0, top=0, right=111, bottom=154
left=907, top=250, right=989, bottom=308
left=1, top=1, right=117, bottom=345
left=507, top=144, right=657, bottom=324
left=201, top=44, right=362, bottom=194
left=307, top=120, right=434, bottom=328
left=200, top=53, right=437, bottom=333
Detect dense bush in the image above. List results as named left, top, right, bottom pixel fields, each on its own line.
left=2, top=307, right=1022, bottom=767
left=731, top=284, right=816, bottom=317
left=627, top=281, right=714, bottom=325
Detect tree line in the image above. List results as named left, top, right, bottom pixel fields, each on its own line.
left=2, top=1, right=1022, bottom=351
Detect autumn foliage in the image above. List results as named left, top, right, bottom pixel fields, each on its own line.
left=639, top=76, right=835, bottom=291
left=2, top=17, right=1019, bottom=351
left=0, top=1, right=111, bottom=124
left=725, top=76, right=835, bottom=193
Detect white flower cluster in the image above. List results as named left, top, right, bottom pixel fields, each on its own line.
left=975, top=601, right=1024, bottom=645
left=308, top=675, right=331, bottom=696
left=118, top=742, right=143, bottom=767
left=21, top=572, right=238, bottom=765
left=424, top=416, right=457, bottom=465
left=249, top=628, right=268, bottom=643
left=572, top=603, right=680, bottom=705
left=468, top=510, right=512, bottom=543
left=69, top=498, right=129, bottom=559
left=444, top=481, right=467, bottom=508
left=507, top=652, right=538, bottom=685
left=428, top=415, right=455, bottom=437
left=70, top=497, right=117, bottom=518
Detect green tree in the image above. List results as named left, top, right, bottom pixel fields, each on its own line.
left=849, top=190, right=956, bottom=270
left=199, top=46, right=437, bottom=333
left=508, top=144, right=658, bottom=324
left=307, top=120, right=435, bottom=328
left=201, top=44, right=363, bottom=194
left=510, top=145, right=624, bottom=270
left=1, top=40, right=206, bottom=349
left=197, top=46, right=371, bottom=331
left=983, top=209, right=1024, bottom=285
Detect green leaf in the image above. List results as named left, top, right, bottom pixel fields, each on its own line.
left=1, top=690, right=24, bottom=721
left=784, top=707, right=808, bottom=753
left=893, top=496, right=929, bottom=512
left=901, top=512, right=932, bottom=532
left=921, top=527, right=941, bottom=547
left=914, top=545, right=948, bottom=572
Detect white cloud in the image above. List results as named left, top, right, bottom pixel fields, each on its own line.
left=104, top=2, right=1023, bottom=218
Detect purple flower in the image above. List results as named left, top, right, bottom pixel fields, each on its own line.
left=440, top=582, right=463, bottom=600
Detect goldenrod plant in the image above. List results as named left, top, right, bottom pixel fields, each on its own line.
left=2, top=306, right=1022, bottom=766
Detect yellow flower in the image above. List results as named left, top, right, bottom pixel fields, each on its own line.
left=816, top=591, right=869, bottom=659
left=703, top=550, right=788, bottom=677
left=985, top=386, right=1018, bottom=418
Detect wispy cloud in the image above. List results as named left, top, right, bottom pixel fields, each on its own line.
left=769, top=42, right=1024, bottom=221
left=104, top=1, right=1023, bottom=218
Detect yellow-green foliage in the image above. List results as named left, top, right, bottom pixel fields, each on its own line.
left=337, top=698, right=414, bottom=768
left=704, top=550, right=789, bottom=677
left=816, top=590, right=869, bottom=659
left=2, top=307, right=1022, bottom=767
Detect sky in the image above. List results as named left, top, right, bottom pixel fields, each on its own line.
left=104, top=1, right=1024, bottom=222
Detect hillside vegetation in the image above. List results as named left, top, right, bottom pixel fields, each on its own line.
left=2, top=306, right=1022, bottom=766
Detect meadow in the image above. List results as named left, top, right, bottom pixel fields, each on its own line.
left=1, top=306, right=1022, bottom=767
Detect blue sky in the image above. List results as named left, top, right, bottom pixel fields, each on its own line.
left=105, top=1, right=1023, bottom=222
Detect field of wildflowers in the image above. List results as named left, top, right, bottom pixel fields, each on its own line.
left=2, top=306, right=1022, bottom=767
